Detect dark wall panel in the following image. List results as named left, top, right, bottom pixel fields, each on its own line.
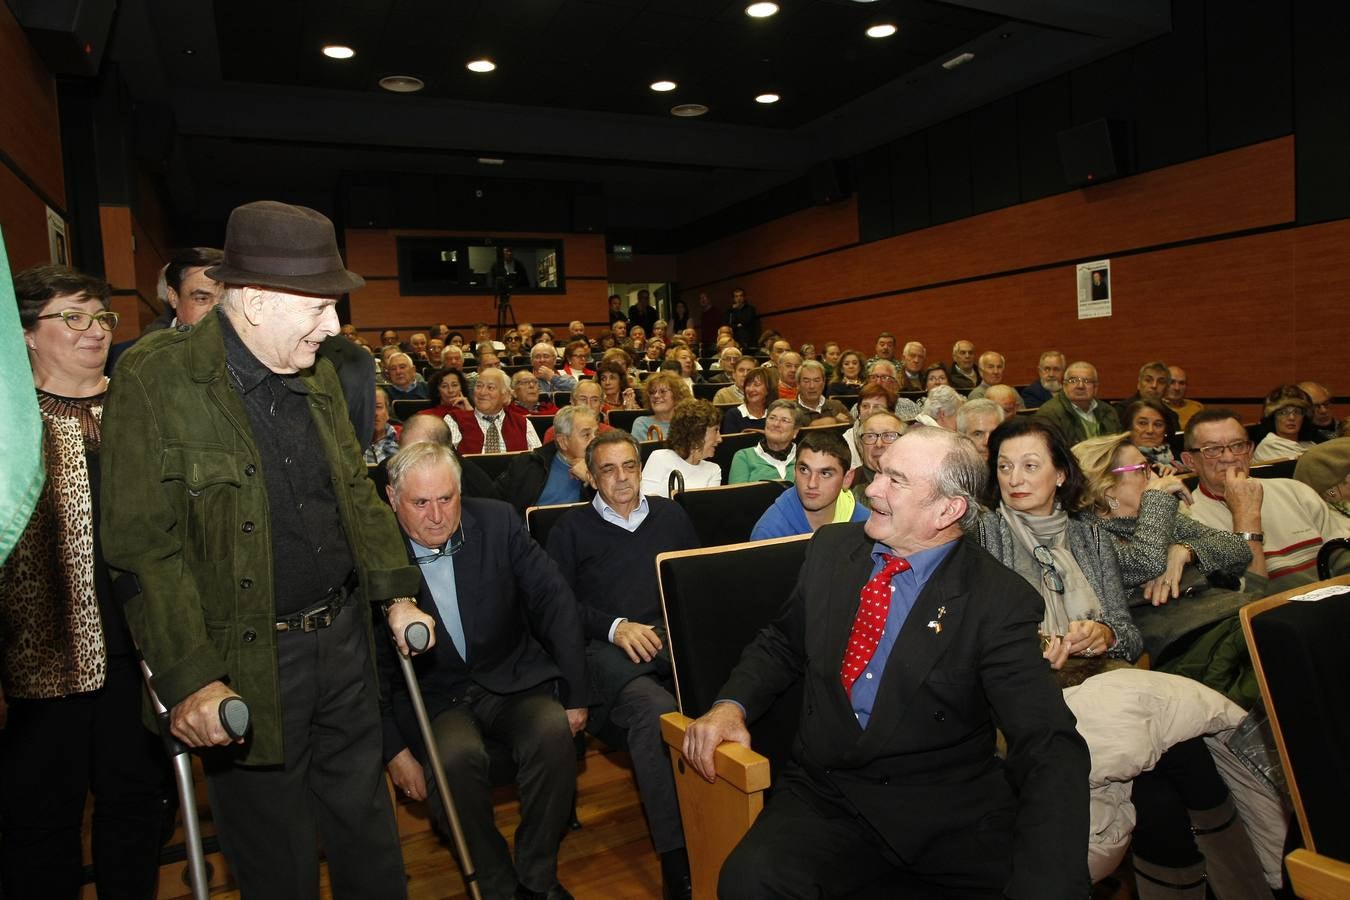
left=1206, top=0, right=1292, bottom=152
left=853, top=145, right=893, bottom=243
left=1017, top=75, right=1073, bottom=201
left=1293, top=0, right=1350, bottom=224
left=927, top=117, right=972, bottom=225
left=1130, top=0, right=1207, bottom=172
left=968, top=97, right=1020, bottom=214
left=889, top=133, right=930, bottom=235
left=1070, top=53, right=1134, bottom=126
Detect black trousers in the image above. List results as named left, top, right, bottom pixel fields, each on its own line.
left=427, top=683, right=576, bottom=899
left=719, top=765, right=1013, bottom=900
left=0, top=653, right=172, bottom=900
left=204, top=605, right=407, bottom=900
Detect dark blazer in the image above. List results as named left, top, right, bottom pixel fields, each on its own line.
left=719, top=525, right=1090, bottom=899
left=376, top=497, right=586, bottom=762
left=496, top=442, right=593, bottom=515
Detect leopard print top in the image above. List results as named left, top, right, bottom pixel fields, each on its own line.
left=0, top=389, right=107, bottom=698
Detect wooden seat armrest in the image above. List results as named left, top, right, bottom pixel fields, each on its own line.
left=1286, top=849, right=1350, bottom=900
left=659, top=712, right=770, bottom=793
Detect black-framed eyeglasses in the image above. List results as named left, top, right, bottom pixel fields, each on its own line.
left=859, top=431, right=902, bottom=445
left=1032, top=544, right=1065, bottom=593
left=1190, top=440, right=1253, bottom=459
left=35, top=310, right=120, bottom=332
left=1065, top=376, right=1097, bottom=386
left=412, top=526, right=466, bottom=564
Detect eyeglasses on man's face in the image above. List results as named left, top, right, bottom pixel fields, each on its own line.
left=1065, top=376, right=1097, bottom=387
left=1189, top=439, right=1253, bottom=459
left=859, top=431, right=901, bottom=445
left=36, top=309, right=120, bottom=332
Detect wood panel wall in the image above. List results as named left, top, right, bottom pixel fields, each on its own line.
left=98, top=203, right=170, bottom=345
left=0, top=2, right=64, bottom=272
left=675, top=138, right=1344, bottom=408
left=344, top=229, right=609, bottom=343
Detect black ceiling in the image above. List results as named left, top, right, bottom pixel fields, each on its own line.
left=100, top=0, right=1171, bottom=236
left=212, top=0, right=1004, bottom=129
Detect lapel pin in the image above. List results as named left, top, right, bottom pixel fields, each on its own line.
left=927, top=606, right=948, bottom=634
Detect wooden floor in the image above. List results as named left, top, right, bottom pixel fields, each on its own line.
left=86, top=739, right=1138, bottom=900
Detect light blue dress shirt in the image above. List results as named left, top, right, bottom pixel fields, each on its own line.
left=410, top=538, right=467, bottom=660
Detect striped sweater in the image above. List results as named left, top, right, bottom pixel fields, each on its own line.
left=1185, top=477, right=1350, bottom=592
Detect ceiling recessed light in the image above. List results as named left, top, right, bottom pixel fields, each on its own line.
left=755, top=93, right=780, bottom=104
left=322, top=44, right=355, bottom=59
left=745, top=2, right=778, bottom=18
left=671, top=103, right=709, bottom=117
left=379, top=75, right=425, bottom=93
left=941, top=51, right=975, bottom=70
left=866, top=23, right=896, bottom=39
left=650, top=80, right=677, bottom=92
left=466, top=58, right=496, bottom=73
left=182, top=48, right=196, bottom=56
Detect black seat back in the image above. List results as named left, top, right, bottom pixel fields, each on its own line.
left=606, top=409, right=650, bottom=434
left=710, top=430, right=762, bottom=477
left=525, top=501, right=588, bottom=548
left=1244, top=582, right=1350, bottom=861
left=672, top=480, right=791, bottom=549
left=658, top=536, right=810, bottom=773
left=462, top=449, right=531, bottom=482
left=392, top=398, right=434, bottom=421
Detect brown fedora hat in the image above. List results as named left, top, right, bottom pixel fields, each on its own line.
left=206, top=200, right=365, bottom=295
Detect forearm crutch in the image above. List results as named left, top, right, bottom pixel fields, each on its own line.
left=134, top=654, right=250, bottom=900
left=399, top=622, right=483, bottom=900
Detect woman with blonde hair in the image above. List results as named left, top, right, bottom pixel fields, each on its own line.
left=630, top=371, right=690, bottom=442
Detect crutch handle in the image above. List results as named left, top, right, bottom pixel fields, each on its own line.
left=405, top=621, right=431, bottom=654
left=219, top=696, right=250, bottom=740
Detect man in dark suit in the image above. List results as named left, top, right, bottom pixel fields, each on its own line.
left=378, top=442, right=586, bottom=900
left=684, top=427, right=1090, bottom=899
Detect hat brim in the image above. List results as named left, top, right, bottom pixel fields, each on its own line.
left=205, top=264, right=365, bottom=296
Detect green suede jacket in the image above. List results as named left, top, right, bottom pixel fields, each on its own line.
left=100, top=310, right=421, bottom=765
left=1033, top=391, right=1123, bottom=446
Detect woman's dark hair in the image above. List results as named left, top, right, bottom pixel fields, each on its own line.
left=829, top=350, right=865, bottom=385
left=14, top=266, right=111, bottom=328
left=428, top=368, right=466, bottom=400
left=1123, top=399, right=1170, bottom=437
left=667, top=399, right=721, bottom=458
left=742, top=365, right=779, bottom=402
left=593, top=359, right=629, bottom=399
left=985, top=416, right=1085, bottom=511
left=1260, top=384, right=1318, bottom=442
left=672, top=299, right=689, bottom=322
left=922, top=363, right=949, bottom=388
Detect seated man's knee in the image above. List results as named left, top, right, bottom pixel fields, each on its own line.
left=719, top=837, right=790, bottom=900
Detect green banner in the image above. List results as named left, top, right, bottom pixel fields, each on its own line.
left=0, top=227, right=45, bottom=565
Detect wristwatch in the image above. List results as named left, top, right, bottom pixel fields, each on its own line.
left=381, top=596, right=418, bottom=615
left=1234, top=531, right=1264, bottom=543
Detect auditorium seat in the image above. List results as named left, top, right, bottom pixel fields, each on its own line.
left=1241, top=575, right=1350, bottom=899
left=392, top=397, right=434, bottom=421
left=710, top=430, right=761, bottom=477
left=606, top=408, right=649, bottom=434
left=670, top=481, right=790, bottom=548
left=526, top=414, right=552, bottom=442
left=524, top=501, right=587, bottom=549
left=693, top=382, right=723, bottom=401
left=461, top=449, right=529, bottom=481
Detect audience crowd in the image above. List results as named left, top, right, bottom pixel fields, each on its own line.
left=5, top=231, right=1348, bottom=900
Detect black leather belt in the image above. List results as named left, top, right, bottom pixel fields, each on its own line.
left=275, top=570, right=358, bottom=632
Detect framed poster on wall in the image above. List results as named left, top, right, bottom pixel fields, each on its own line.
left=46, top=206, right=69, bottom=266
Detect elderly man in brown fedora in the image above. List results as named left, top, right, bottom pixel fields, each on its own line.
left=101, top=200, right=436, bottom=899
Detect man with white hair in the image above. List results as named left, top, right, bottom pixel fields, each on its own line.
left=447, top=367, right=542, bottom=453
left=795, top=360, right=850, bottom=424
left=1035, top=361, right=1121, bottom=445
left=899, top=341, right=927, bottom=392
left=499, top=405, right=599, bottom=514
left=947, top=340, right=979, bottom=391
left=966, top=351, right=1007, bottom=401
left=380, top=442, right=585, bottom=900
left=919, top=384, right=963, bottom=430
left=707, top=345, right=742, bottom=382
left=101, top=200, right=436, bottom=897
left=956, top=398, right=1004, bottom=460
left=531, top=341, right=576, bottom=394
left=684, top=427, right=1089, bottom=899
left=381, top=351, right=428, bottom=401
left=865, top=358, right=921, bottom=421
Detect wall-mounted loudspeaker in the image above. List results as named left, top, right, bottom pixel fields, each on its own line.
left=1057, top=118, right=1131, bottom=188
left=15, top=0, right=116, bottom=77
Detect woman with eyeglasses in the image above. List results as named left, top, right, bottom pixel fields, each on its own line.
left=825, top=349, right=866, bottom=397
left=1074, top=433, right=1264, bottom=671
left=1125, top=398, right=1185, bottom=470
left=630, top=371, right=690, bottom=442
left=848, top=411, right=905, bottom=508
left=2, top=267, right=171, bottom=897
left=721, top=365, right=776, bottom=435
left=1252, top=384, right=1319, bottom=462
left=976, top=419, right=1278, bottom=898
left=728, top=400, right=803, bottom=483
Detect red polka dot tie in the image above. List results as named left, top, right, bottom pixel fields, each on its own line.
left=840, top=554, right=911, bottom=698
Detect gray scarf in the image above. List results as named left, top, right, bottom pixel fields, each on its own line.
left=999, top=505, right=1102, bottom=635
